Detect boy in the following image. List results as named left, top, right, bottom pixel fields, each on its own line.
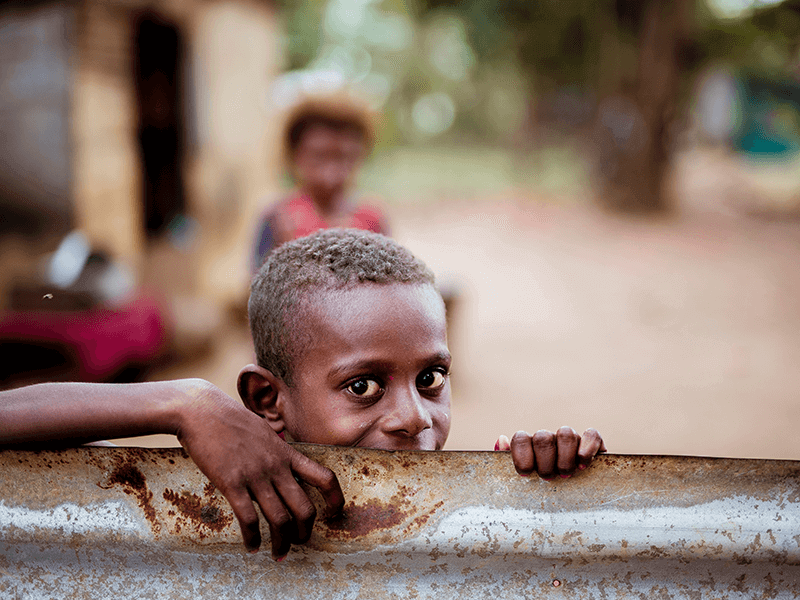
left=0, top=229, right=605, bottom=560
left=252, top=96, right=389, bottom=270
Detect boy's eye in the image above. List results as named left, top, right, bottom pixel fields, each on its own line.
left=347, top=378, right=382, bottom=397
left=417, top=369, right=447, bottom=390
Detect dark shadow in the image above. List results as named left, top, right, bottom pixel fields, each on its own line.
left=0, top=342, right=81, bottom=389
left=133, top=12, right=186, bottom=238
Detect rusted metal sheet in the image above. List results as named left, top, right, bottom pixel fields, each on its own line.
left=1, top=446, right=799, bottom=599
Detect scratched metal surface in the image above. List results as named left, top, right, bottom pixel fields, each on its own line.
left=0, top=446, right=799, bottom=599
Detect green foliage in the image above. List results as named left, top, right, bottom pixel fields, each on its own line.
left=697, top=0, right=800, bottom=75
left=276, top=0, right=800, bottom=150
left=281, top=0, right=328, bottom=70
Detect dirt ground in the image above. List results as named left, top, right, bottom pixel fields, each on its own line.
left=137, top=148, right=800, bottom=460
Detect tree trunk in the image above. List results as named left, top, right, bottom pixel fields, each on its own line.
left=600, top=0, right=693, bottom=213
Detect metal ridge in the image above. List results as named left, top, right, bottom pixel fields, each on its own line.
left=1, top=445, right=799, bottom=598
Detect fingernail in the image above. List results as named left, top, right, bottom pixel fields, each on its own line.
left=578, top=464, right=587, bottom=470
left=560, top=474, right=571, bottom=479
left=248, top=548, right=259, bottom=555
left=494, top=441, right=500, bottom=451
left=519, top=472, right=530, bottom=477
left=275, top=555, right=286, bottom=562
left=542, top=477, right=554, bottom=482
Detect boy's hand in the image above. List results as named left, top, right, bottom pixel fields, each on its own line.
left=175, top=381, right=345, bottom=558
left=495, top=427, right=605, bottom=479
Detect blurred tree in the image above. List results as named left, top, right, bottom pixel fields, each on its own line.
left=420, top=0, right=696, bottom=213
left=601, top=0, right=695, bottom=212
left=701, top=0, right=800, bottom=74
left=279, top=0, right=800, bottom=212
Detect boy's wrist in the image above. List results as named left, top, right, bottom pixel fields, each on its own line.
left=160, top=378, right=218, bottom=437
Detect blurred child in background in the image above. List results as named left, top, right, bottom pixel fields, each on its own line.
left=253, top=95, right=390, bottom=269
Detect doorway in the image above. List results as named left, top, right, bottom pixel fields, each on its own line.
left=133, top=12, right=186, bottom=237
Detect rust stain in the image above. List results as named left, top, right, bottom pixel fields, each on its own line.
left=321, top=483, right=443, bottom=540
left=162, top=489, right=232, bottom=537
left=406, top=500, right=445, bottom=533
left=324, top=497, right=408, bottom=539
left=101, top=456, right=159, bottom=531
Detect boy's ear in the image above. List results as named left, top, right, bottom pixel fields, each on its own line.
left=237, top=364, right=287, bottom=433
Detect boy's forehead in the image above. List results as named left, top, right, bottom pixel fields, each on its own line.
left=299, top=123, right=363, bottom=147
left=288, top=282, right=447, bottom=374
left=301, top=282, right=445, bottom=331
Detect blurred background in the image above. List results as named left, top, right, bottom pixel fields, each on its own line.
left=2, top=0, right=800, bottom=458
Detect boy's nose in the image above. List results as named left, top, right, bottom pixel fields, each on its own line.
left=382, top=386, right=433, bottom=438
left=320, top=163, right=350, bottom=189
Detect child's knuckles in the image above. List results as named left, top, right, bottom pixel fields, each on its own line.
left=556, top=426, right=579, bottom=443
left=225, top=488, right=259, bottom=520
left=583, top=433, right=605, bottom=455
left=269, top=509, right=294, bottom=535
left=585, top=429, right=606, bottom=450
left=240, top=517, right=261, bottom=541
left=532, top=430, right=556, bottom=449
left=583, top=427, right=602, bottom=441
left=292, top=453, right=339, bottom=486
left=509, top=434, right=529, bottom=451
left=315, top=467, right=340, bottom=490
left=263, top=450, right=292, bottom=470
left=511, top=430, right=531, bottom=443
left=294, top=499, right=317, bottom=526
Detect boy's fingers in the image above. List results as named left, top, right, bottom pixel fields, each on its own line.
left=494, top=434, right=511, bottom=452
left=577, top=428, right=606, bottom=468
left=510, top=431, right=535, bottom=476
left=223, top=486, right=262, bottom=552
left=290, top=451, right=345, bottom=515
left=273, top=474, right=318, bottom=544
left=248, top=479, right=294, bottom=559
left=556, top=426, right=581, bottom=477
left=532, top=430, right=557, bottom=479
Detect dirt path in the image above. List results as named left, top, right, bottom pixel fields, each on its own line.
left=140, top=188, right=800, bottom=460
left=393, top=198, right=800, bottom=458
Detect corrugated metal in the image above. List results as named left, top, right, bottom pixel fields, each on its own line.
left=1, top=445, right=799, bottom=599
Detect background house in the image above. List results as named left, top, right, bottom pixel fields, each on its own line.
left=0, top=0, right=282, bottom=313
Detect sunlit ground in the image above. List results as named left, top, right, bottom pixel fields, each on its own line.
left=128, top=143, right=800, bottom=461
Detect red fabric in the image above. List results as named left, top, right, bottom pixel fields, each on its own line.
left=253, top=192, right=389, bottom=270
left=0, top=291, right=168, bottom=381
left=280, top=193, right=387, bottom=239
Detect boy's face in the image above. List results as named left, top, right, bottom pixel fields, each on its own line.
left=293, top=124, right=364, bottom=205
left=279, top=283, right=451, bottom=451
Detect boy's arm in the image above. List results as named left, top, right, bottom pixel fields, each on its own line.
left=495, top=427, right=606, bottom=479
left=0, top=380, right=344, bottom=558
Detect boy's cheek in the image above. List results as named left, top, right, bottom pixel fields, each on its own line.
left=433, top=411, right=451, bottom=450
